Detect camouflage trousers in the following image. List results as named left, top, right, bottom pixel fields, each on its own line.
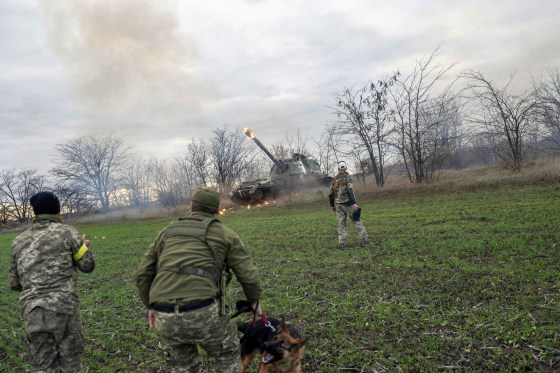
left=153, top=300, right=240, bottom=373
left=336, top=204, right=368, bottom=244
left=23, top=307, right=83, bottom=373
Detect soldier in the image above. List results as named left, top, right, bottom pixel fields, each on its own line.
left=329, top=161, right=370, bottom=248
left=136, top=187, right=263, bottom=372
left=8, top=191, right=95, bottom=372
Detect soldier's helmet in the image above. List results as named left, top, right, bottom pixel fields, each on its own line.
left=338, top=161, right=347, bottom=170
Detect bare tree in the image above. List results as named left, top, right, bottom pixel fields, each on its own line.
left=142, top=157, right=196, bottom=209
left=348, top=145, right=370, bottom=189
left=316, top=122, right=345, bottom=175
left=439, top=97, right=466, bottom=168
left=242, top=153, right=270, bottom=181
left=209, top=126, right=252, bottom=193
left=52, top=182, right=95, bottom=215
left=149, top=158, right=181, bottom=208
left=464, top=71, right=539, bottom=171
left=332, top=86, right=378, bottom=184
left=121, top=158, right=154, bottom=208
left=332, top=73, right=399, bottom=186
left=0, top=169, right=47, bottom=222
left=390, top=50, right=459, bottom=182
left=174, top=155, right=197, bottom=202
left=186, top=138, right=211, bottom=186
left=51, top=134, right=132, bottom=212
left=534, top=66, right=560, bottom=152
left=0, top=201, right=9, bottom=224
left=271, top=128, right=310, bottom=160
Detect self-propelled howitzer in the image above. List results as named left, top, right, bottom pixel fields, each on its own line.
left=229, top=128, right=332, bottom=204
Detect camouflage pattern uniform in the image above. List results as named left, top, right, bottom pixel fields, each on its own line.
left=328, top=170, right=369, bottom=245
left=9, top=214, right=95, bottom=372
left=136, top=211, right=262, bottom=372
left=153, top=301, right=239, bottom=372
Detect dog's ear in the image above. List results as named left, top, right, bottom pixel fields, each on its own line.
left=280, top=317, right=289, bottom=333
left=294, top=337, right=307, bottom=347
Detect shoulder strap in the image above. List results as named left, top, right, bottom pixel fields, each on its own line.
left=163, top=215, right=218, bottom=242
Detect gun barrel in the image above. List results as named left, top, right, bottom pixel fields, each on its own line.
left=243, top=128, right=286, bottom=171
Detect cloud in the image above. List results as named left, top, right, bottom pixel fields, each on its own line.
left=1, top=0, right=559, bottom=173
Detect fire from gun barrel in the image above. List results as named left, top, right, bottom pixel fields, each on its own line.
left=243, top=128, right=256, bottom=139
left=242, top=127, right=286, bottom=171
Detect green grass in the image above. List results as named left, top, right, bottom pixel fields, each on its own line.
left=1, top=183, right=559, bottom=372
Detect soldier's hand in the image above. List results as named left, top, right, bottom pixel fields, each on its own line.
left=351, top=204, right=359, bottom=212
left=251, top=302, right=262, bottom=316
left=82, top=234, right=91, bottom=248
left=331, top=206, right=336, bottom=212
left=147, top=309, right=156, bottom=328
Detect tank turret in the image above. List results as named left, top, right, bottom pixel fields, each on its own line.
left=229, top=128, right=332, bottom=204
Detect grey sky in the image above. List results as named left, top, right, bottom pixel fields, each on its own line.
left=1, top=0, right=559, bottom=173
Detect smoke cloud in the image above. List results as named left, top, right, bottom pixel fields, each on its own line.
left=40, top=0, right=218, bottom=122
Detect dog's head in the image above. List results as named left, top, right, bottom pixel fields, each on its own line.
left=260, top=318, right=307, bottom=365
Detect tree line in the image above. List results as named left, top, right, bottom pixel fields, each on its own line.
left=0, top=126, right=307, bottom=223
left=330, top=50, right=560, bottom=186
left=2, top=50, right=559, bottom=223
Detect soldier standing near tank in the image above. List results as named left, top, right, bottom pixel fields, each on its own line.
left=136, top=187, right=263, bottom=372
left=8, top=191, right=96, bottom=372
left=329, top=161, right=370, bottom=248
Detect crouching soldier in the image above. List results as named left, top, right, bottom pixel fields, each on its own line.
left=136, top=187, right=263, bottom=372
left=8, top=191, right=95, bottom=372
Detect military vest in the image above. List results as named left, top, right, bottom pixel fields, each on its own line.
left=156, top=216, right=224, bottom=285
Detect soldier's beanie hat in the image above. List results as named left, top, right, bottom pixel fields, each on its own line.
left=192, top=187, right=220, bottom=211
left=30, top=191, right=61, bottom=215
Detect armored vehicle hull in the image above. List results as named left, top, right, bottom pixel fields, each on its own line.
left=229, top=179, right=273, bottom=204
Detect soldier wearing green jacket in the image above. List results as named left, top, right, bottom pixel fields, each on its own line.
left=136, top=187, right=263, bottom=372
left=9, top=191, right=95, bottom=372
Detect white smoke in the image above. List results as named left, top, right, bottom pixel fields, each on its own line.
left=40, top=0, right=218, bottom=123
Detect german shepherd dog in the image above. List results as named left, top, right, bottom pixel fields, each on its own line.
left=238, top=317, right=306, bottom=372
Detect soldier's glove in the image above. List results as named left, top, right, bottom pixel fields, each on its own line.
left=230, top=300, right=253, bottom=319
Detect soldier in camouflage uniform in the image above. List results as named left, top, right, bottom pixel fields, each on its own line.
left=8, top=191, right=95, bottom=372
left=329, top=161, right=370, bottom=248
left=136, top=187, right=263, bottom=373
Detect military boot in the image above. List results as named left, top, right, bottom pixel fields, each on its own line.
left=361, top=239, right=371, bottom=247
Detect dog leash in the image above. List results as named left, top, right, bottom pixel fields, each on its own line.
left=255, top=313, right=276, bottom=333
left=230, top=300, right=277, bottom=333
left=252, top=301, right=276, bottom=333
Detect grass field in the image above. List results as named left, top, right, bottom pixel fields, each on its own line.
left=1, top=179, right=559, bottom=372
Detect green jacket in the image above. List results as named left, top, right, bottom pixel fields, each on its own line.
left=135, top=211, right=262, bottom=308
